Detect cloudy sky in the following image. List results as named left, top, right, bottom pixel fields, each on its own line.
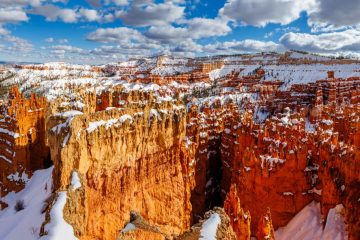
left=0, top=0, right=359, bottom=64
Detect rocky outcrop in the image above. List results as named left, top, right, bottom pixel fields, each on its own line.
left=47, top=99, right=195, bottom=240
left=257, top=209, right=275, bottom=240
left=185, top=99, right=227, bottom=221
left=315, top=104, right=360, bottom=239
left=0, top=86, right=49, bottom=197
left=223, top=184, right=251, bottom=240
left=177, top=207, right=237, bottom=240
left=221, top=107, right=314, bottom=232
left=117, top=212, right=167, bottom=240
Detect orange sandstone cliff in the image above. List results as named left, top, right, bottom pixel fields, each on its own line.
left=46, top=98, right=195, bottom=240
left=0, top=86, right=49, bottom=197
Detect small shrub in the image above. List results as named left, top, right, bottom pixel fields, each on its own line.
left=14, top=200, right=25, bottom=212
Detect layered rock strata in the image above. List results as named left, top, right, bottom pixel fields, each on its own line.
left=0, top=53, right=359, bottom=240
left=0, top=86, right=49, bottom=197
left=46, top=99, right=195, bottom=240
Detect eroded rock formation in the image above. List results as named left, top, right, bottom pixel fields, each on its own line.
left=47, top=98, right=195, bottom=240
left=0, top=86, right=49, bottom=197
left=0, top=52, right=359, bottom=240
left=223, top=184, right=251, bottom=240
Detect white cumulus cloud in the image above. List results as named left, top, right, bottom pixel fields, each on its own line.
left=280, top=29, right=360, bottom=53
left=220, top=0, right=314, bottom=27
left=116, top=2, right=185, bottom=26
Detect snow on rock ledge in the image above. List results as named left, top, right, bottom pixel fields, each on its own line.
left=70, top=171, right=81, bottom=190
left=0, top=167, right=53, bottom=240
left=40, top=192, right=78, bottom=240
left=199, top=213, right=221, bottom=240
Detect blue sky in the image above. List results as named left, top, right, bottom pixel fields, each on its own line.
left=0, top=0, right=359, bottom=64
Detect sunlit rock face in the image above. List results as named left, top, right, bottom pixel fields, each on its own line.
left=0, top=52, right=359, bottom=239
left=47, top=99, right=194, bottom=240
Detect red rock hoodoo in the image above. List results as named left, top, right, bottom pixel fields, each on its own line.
left=0, top=86, right=49, bottom=197
left=0, top=53, right=359, bottom=240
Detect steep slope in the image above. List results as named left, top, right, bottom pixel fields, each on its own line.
left=0, top=167, right=54, bottom=239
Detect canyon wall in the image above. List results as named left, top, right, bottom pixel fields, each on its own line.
left=47, top=97, right=196, bottom=240
left=0, top=86, right=49, bottom=197
left=218, top=75, right=360, bottom=239
left=0, top=54, right=359, bottom=240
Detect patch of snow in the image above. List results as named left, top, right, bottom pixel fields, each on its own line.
left=41, top=191, right=78, bottom=240
left=254, top=108, right=269, bottom=123
left=70, top=172, right=81, bottom=190
left=55, top=110, right=83, bottom=118
left=289, top=52, right=331, bottom=61
left=322, top=204, right=347, bottom=240
left=244, top=167, right=251, bottom=172
left=262, top=63, right=360, bottom=90
left=150, top=66, right=194, bottom=76
left=260, top=155, right=286, bottom=171
left=0, top=154, right=12, bottom=163
left=283, top=192, right=294, bottom=196
left=119, top=114, right=133, bottom=123
left=209, top=66, right=233, bottom=81
left=86, top=120, right=108, bottom=133
left=305, top=118, right=316, bottom=133
left=121, top=223, right=136, bottom=233
left=7, top=172, right=29, bottom=183
left=224, top=128, right=231, bottom=134
left=0, top=128, right=20, bottom=138
left=149, top=109, right=162, bottom=122
left=62, top=134, right=70, bottom=147
left=0, top=167, right=53, bottom=240
left=322, top=119, right=333, bottom=126
left=199, top=213, right=221, bottom=240
left=87, top=114, right=134, bottom=133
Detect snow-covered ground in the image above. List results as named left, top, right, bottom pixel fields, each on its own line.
left=289, top=52, right=332, bottom=61
left=262, top=64, right=360, bottom=90
left=151, top=66, right=195, bottom=76
left=1, top=53, right=360, bottom=107
left=275, top=201, right=347, bottom=240
left=0, top=166, right=78, bottom=240
left=40, top=192, right=78, bottom=240
left=0, top=167, right=53, bottom=240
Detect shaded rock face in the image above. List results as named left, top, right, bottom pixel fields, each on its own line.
left=218, top=99, right=360, bottom=238
left=316, top=104, right=360, bottom=239
left=0, top=86, right=49, bottom=197
left=221, top=108, right=314, bottom=232
left=186, top=100, right=227, bottom=222
left=47, top=100, right=195, bottom=240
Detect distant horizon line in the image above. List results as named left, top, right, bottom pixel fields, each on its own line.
left=0, top=50, right=357, bottom=66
